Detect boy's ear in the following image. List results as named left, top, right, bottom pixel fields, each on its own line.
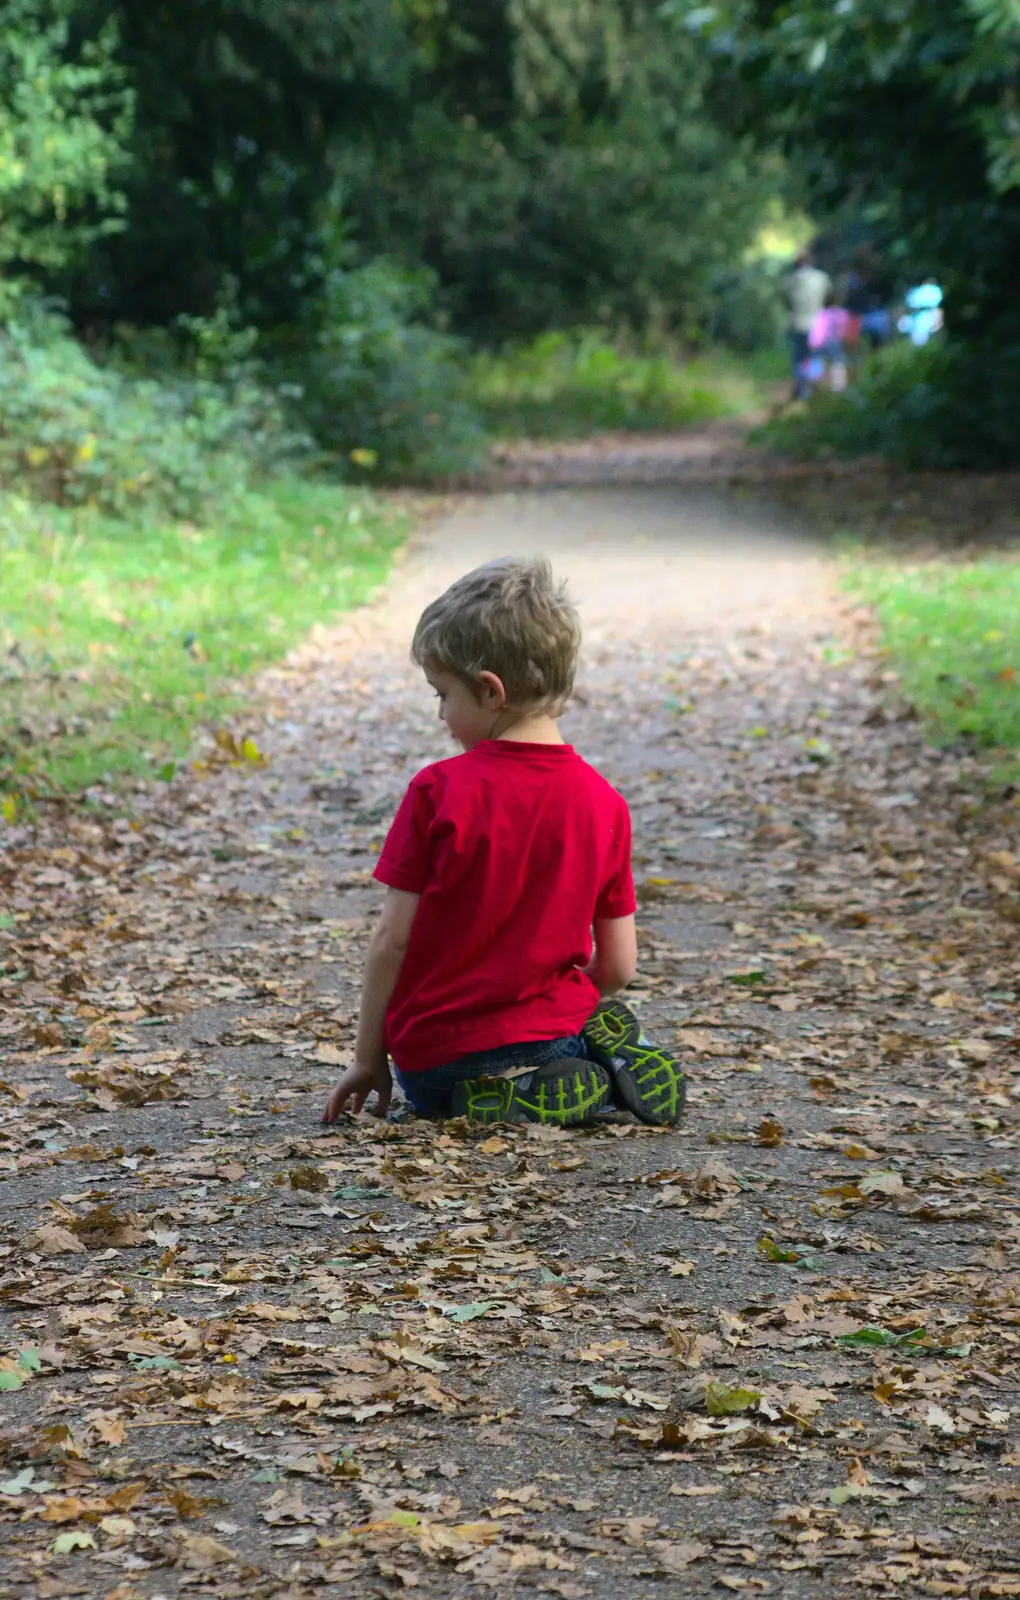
left=476, top=671, right=507, bottom=709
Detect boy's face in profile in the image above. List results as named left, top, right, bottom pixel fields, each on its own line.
left=425, top=668, right=502, bottom=750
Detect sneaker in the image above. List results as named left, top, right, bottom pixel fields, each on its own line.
left=450, top=1058, right=612, bottom=1127
left=583, top=1000, right=686, bottom=1127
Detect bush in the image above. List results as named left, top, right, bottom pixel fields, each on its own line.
left=0, top=309, right=301, bottom=516
left=706, top=261, right=786, bottom=353
left=470, top=331, right=765, bottom=438
left=289, top=261, right=485, bottom=480
left=760, top=338, right=1020, bottom=470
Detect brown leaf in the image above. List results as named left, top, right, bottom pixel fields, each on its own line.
left=289, top=1165, right=329, bottom=1192
left=757, top=1114, right=783, bottom=1147
left=691, top=1157, right=741, bottom=1198
left=88, top=1411, right=127, bottom=1446
left=165, top=1488, right=206, bottom=1519
left=314, top=1042, right=350, bottom=1066
left=29, top=1224, right=87, bottom=1257
left=241, top=1301, right=305, bottom=1323
left=176, top=1533, right=241, bottom=1569
left=644, top=1540, right=710, bottom=1574
left=41, top=1497, right=106, bottom=1524
left=105, top=1483, right=146, bottom=1513
left=69, top=1204, right=146, bottom=1247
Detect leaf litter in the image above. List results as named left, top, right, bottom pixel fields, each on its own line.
left=1, top=486, right=1019, bottom=1598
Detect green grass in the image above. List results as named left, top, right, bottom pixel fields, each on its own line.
left=848, top=555, right=1020, bottom=757
left=0, top=477, right=407, bottom=800
left=469, top=331, right=778, bottom=439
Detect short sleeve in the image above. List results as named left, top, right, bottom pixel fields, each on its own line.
left=373, top=776, right=435, bottom=894
left=594, top=795, right=636, bottom=920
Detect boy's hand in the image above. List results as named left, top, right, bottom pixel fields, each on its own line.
left=321, top=1059, right=392, bottom=1123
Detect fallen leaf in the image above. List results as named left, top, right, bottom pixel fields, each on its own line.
left=28, top=1224, right=87, bottom=1257
left=705, top=1382, right=761, bottom=1416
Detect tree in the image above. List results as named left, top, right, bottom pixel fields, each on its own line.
left=665, top=0, right=1020, bottom=339
left=0, top=0, right=132, bottom=314
left=338, top=0, right=780, bottom=337
left=65, top=0, right=413, bottom=326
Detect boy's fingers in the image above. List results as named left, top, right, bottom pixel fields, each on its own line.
left=322, top=1078, right=352, bottom=1123
left=373, top=1081, right=392, bottom=1118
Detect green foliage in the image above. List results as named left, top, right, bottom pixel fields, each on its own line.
left=290, top=261, right=484, bottom=479
left=60, top=0, right=778, bottom=346
left=0, top=480, right=406, bottom=793
left=471, top=333, right=768, bottom=438
left=670, top=0, right=1020, bottom=350
left=0, top=0, right=132, bottom=311
left=847, top=554, right=1020, bottom=754
left=67, top=0, right=413, bottom=327
left=0, top=310, right=302, bottom=516
left=341, top=6, right=780, bottom=340
left=758, top=340, right=1020, bottom=469
left=706, top=260, right=787, bottom=352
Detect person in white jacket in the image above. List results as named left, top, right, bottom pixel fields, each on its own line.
left=784, top=248, right=830, bottom=399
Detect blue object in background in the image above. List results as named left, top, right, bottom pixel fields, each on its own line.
left=899, top=281, right=944, bottom=345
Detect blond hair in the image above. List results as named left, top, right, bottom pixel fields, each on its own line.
left=411, top=557, right=581, bottom=715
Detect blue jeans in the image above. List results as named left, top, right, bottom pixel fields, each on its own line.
left=395, top=1035, right=591, bottom=1119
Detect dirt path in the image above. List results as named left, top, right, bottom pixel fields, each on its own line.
left=2, top=483, right=1019, bottom=1600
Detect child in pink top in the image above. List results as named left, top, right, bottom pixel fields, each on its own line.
left=809, top=297, right=850, bottom=391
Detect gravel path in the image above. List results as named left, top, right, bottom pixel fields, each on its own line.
left=2, top=482, right=1018, bottom=1600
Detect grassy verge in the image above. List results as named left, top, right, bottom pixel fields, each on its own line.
left=847, top=555, right=1020, bottom=758
left=737, top=465, right=1020, bottom=780
left=469, top=332, right=782, bottom=438
left=0, top=478, right=406, bottom=802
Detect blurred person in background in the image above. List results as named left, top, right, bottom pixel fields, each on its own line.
left=809, top=291, right=850, bottom=392
left=784, top=247, right=830, bottom=400
left=900, top=279, right=944, bottom=345
left=845, top=246, right=894, bottom=351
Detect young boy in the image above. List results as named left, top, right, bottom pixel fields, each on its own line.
left=321, top=558, right=685, bottom=1129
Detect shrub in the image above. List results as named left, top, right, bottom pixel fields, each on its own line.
left=0, top=309, right=301, bottom=516
left=469, top=331, right=764, bottom=438
left=760, top=338, right=1020, bottom=470
left=706, top=261, right=786, bottom=353
left=289, top=261, right=485, bottom=480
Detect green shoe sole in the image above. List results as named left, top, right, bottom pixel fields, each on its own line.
left=583, top=1000, right=686, bottom=1127
left=450, top=1058, right=611, bottom=1127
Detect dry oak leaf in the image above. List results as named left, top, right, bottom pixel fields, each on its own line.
left=665, top=1328, right=703, bottom=1368
left=782, top=1385, right=836, bottom=1420
left=41, top=1498, right=110, bottom=1524
left=675, top=1029, right=719, bottom=1054
left=645, top=1540, right=710, bottom=1574
left=417, top=1520, right=502, bottom=1557
left=29, top=1225, right=86, bottom=1257
left=692, top=1157, right=742, bottom=1198
left=87, top=1412, right=127, bottom=1446
left=70, top=1204, right=147, bottom=1247
left=314, top=1042, right=350, bottom=1066
left=98, top=1516, right=135, bottom=1546
left=240, top=1301, right=306, bottom=1323
left=958, top=1038, right=996, bottom=1063
left=175, top=1532, right=241, bottom=1569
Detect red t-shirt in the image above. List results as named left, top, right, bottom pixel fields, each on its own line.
left=374, top=740, right=635, bottom=1072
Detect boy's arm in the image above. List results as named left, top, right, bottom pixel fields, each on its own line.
left=585, top=914, right=638, bottom=996
left=321, top=887, right=420, bottom=1122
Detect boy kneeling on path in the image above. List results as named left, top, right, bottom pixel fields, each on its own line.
left=322, top=558, right=686, bottom=1129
